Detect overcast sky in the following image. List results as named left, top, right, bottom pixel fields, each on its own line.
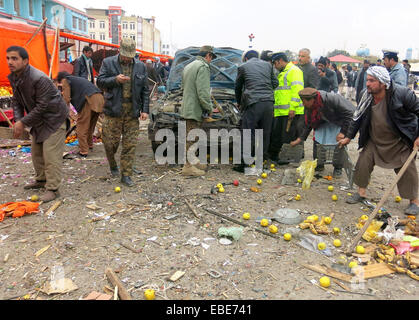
left=67, top=0, right=419, bottom=59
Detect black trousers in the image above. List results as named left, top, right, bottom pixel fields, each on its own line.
left=313, top=140, right=343, bottom=169
left=240, top=101, right=274, bottom=162
left=268, top=115, right=304, bottom=159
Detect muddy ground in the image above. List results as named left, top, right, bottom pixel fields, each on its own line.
left=0, top=115, right=418, bottom=301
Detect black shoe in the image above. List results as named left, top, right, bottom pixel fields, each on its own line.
left=77, top=152, right=88, bottom=158
left=315, top=165, right=325, bottom=172
left=121, top=176, right=134, bottom=187
left=232, top=164, right=245, bottom=173
left=333, top=168, right=343, bottom=177
left=110, top=167, right=120, bottom=177
left=276, top=160, right=290, bottom=165
left=346, top=193, right=366, bottom=204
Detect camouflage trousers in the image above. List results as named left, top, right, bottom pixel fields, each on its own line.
left=102, top=111, right=139, bottom=177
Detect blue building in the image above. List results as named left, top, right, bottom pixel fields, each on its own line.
left=0, top=0, right=90, bottom=37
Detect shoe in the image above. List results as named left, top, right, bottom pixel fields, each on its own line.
left=77, top=152, right=88, bottom=158
left=315, top=165, right=325, bottom=172
left=405, top=203, right=419, bottom=216
left=276, top=160, right=290, bottom=165
left=195, top=163, right=207, bottom=171
left=24, top=181, right=46, bottom=190
left=40, top=190, right=59, bottom=203
left=110, top=167, right=120, bottom=177
left=333, top=168, right=343, bottom=177
left=121, top=176, right=134, bottom=187
left=232, top=164, right=245, bottom=173
left=346, top=193, right=366, bottom=204
left=182, top=165, right=205, bottom=176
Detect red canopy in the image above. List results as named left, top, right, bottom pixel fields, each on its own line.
left=329, top=55, right=361, bottom=63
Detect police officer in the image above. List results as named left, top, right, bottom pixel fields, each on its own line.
left=97, top=38, right=150, bottom=187
left=382, top=50, right=408, bottom=87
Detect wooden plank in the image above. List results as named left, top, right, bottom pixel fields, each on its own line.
left=356, top=263, right=395, bottom=279
left=0, top=127, right=30, bottom=140
left=409, top=252, right=419, bottom=266
left=45, top=200, right=62, bottom=216
left=105, top=268, right=132, bottom=300
left=301, top=264, right=353, bottom=283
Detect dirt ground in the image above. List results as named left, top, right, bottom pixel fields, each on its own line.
left=0, top=112, right=418, bottom=301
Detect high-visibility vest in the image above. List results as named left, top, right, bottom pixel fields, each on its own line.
left=274, top=62, right=304, bottom=117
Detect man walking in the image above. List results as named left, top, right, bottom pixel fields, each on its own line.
left=233, top=50, right=278, bottom=172
left=355, top=60, right=370, bottom=103
left=297, top=48, right=319, bottom=89
left=317, top=57, right=338, bottom=93
left=339, top=67, right=419, bottom=215
left=180, top=46, right=216, bottom=176
left=97, top=38, right=149, bottom=187
left=73, top=46, right=94, bottom=84
left=55, top=72, right=104, bottom=157
left=382, top=50, right=408, bottom=87
left=268, top=52, right=304, bottom=163
left=7, top=46, right=69, bottom=202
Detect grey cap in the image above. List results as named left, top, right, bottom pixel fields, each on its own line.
left=120, top=38, right=137, bottom=58
left=199, top=45, right=217, bottom=59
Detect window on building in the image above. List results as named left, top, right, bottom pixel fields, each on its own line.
left=122, top=22, right=128, bottom=30
left=72, top=17, right=77, bottom=29
left=13, top=0, right=20, bottom=15
left=82, top=20, right=87, bottom=32
left=90, top=33, right=95, bottom=40
left=100, top=21, right=105, bottom=29
left=78, top=18, right=82, bottom=30
left=90, top=21, right=95, bottom=29
left=100, top=33, right=105, bottom=41
left=130, top=35, right=135, bottom=41
left=29, top=0, right=34, bottom=16
left=0, top=0, right=4, bottom=8
left=130, top=22, right=135, bottom=30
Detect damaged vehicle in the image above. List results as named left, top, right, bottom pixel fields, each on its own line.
left=148, top=47, right=243, bottom=159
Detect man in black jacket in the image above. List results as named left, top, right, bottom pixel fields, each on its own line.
left=317, top=57, right=338, bottom=93
left=339, top=66, right=419, bottom=215
left=297, top=48, right=319, bottom=89
left=73, top=46, right=94, bottom=83
left=55, top=72, right=104, bottom=157
left=290, top=88, right=355, bottom=176
left=7, top=46, right=69, bottom=202
left=233, top=50, right=278, bottom=172
left=97, top=38, right=150, bottom=187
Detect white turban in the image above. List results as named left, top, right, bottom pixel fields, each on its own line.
left=367, top=66, right=391, bottom=89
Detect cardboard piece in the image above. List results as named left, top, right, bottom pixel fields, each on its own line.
left=40, top=278, right=78, bottom=295
left=84, top=291, right=112, bottom=300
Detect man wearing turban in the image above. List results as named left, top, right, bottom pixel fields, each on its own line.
left=339, top=67, right=419, bottom=215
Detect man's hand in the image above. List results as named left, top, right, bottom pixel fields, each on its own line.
left=116, top=74, right=130, bottom=84
left=414, top=137, right=419, bottom=150
left=290, top=138, right=302, bottom=147
left=140, top=113, right=149, bottom=121
left=336, top=133, right=345, bottom=142
left=288, top=110, right=296, bottom=119
left=13, top=121, right=24, bottom=139
left=338, top=137, right=351, bottom=148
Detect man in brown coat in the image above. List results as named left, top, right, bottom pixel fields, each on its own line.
left=7, top=46, right=69, bottom=202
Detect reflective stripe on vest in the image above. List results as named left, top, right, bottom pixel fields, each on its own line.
left=274, top=105, right=290, bottom=110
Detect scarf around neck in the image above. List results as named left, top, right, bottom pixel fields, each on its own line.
left=305, top=92, right=324, bottom=129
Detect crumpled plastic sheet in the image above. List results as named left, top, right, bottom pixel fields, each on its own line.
left=296, top=160, right=317, bottom=190
left=298, top=234, right=333, bottom=257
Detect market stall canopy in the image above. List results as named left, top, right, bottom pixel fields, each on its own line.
left=0, top=18, right=59, bottom=86
left=329, top=54, right=362, bottom=64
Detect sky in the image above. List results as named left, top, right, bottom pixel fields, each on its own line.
left=66, top=0, right=419, bottom=59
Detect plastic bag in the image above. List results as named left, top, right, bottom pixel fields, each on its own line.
left=362, top=219, right=385, bottom=242
left=298, top=234, right=332, bottom=257
left=218, top=227, right=243, bottom=241
left=296, top=160, right=317, bottom=190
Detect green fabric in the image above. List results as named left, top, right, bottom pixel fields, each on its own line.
left=120, top=57, right=133, bottom=100
left=274, top=62, right=304, bottom=117
left=180, top=56, right=213, bottom=122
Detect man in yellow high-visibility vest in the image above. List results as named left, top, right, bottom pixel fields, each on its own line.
left=268, top=52, right=304, bottom=163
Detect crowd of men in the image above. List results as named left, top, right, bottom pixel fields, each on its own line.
left=181, top=46, right=419, bottom=216
left=5, top=41, right=419, bottom=215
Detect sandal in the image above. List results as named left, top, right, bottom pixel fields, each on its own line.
left=405, top=203, right=419, bottom=216
left=346, top=193, right=366, bottom=204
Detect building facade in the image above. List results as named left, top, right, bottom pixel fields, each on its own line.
left=0, top=0, right=90, bottom=37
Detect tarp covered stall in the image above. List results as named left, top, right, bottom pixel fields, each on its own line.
left=0, top=18, right=59, bottom=87
left=329, top=54, right=362, bottom=64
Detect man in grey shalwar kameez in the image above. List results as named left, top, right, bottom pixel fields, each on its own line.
left=339, top=67, right=419, bottom=216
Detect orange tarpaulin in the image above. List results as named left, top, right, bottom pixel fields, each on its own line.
left=0, top=18, right=59, bottom=87
left=0, top=201, right=40, bottom=222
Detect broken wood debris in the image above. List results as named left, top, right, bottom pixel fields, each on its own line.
left=45, top=200, right=62, bottom=216
left=105, top=268, right=132, bottom=300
